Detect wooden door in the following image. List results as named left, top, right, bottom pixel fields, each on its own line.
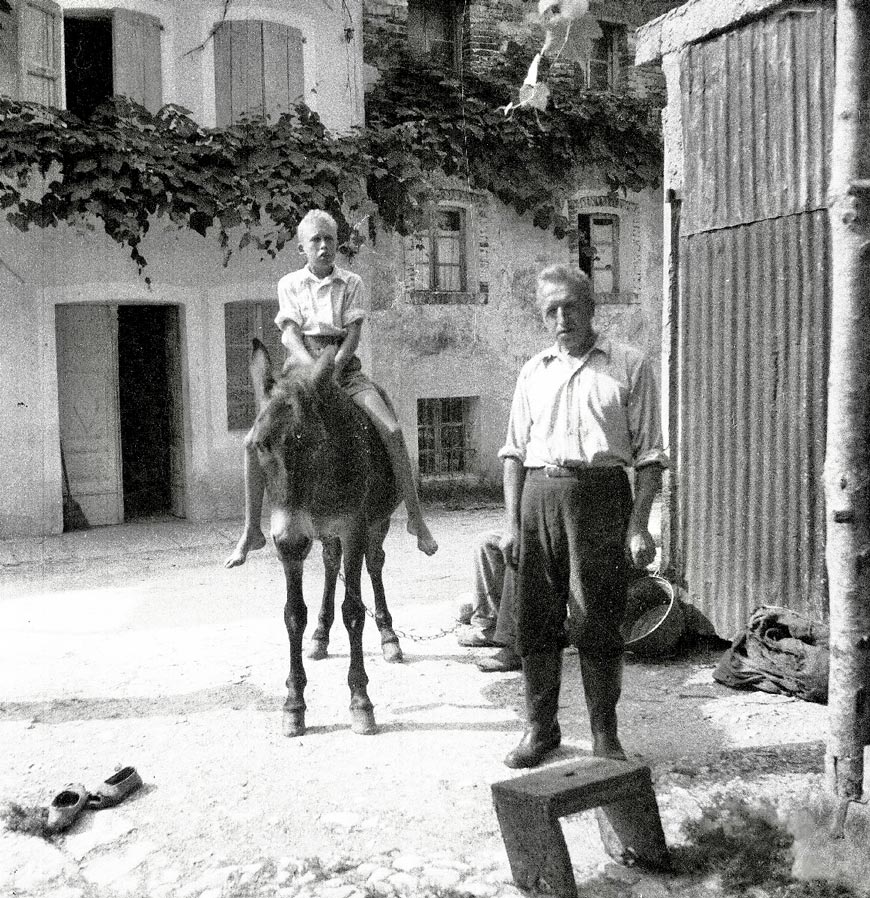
left=55, top=304, right=123, bottom=526
left=164, top=306, right=186, bottom=517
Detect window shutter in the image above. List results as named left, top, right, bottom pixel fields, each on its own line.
left=225, top=301, right=258, bottom=431
left=214, top=20, right=264, bottom=126
left=19, top=0, right=61, bottom=105
left=263, top=21, right=304, bottom=117
left=215, top=20, right=304, bottom=126
left=113, top=9, right=163, bottom=112
left=225, top=300, right=284, bottom=430
left=0, top=2, right=19, bottom=97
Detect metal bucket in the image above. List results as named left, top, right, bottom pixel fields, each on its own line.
left=622, top=575, right=684, bottom=657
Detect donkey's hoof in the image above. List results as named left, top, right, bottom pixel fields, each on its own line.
left=282, top=709, right=306, bottom=737
left=351, top=708, right=378, bottom=735
left=382, top=640, right=403, bottom=664
left=307, top=639, right=329, bottom=661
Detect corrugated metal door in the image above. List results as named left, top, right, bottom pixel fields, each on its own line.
left=672, top=5, right=834, bottom=636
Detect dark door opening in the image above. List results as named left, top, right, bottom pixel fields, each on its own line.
left=118, top=306, right=175, bottom=520
left=64, top=16, right=114, bottom=120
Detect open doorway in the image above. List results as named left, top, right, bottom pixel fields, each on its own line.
left=117, top=305, right=185, bottom=521
left=56, top=304, right=185, bottom=528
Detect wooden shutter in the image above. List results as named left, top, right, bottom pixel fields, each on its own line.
left=215, top=20, right=304, bottom=126
left=224, top=301, right=283, bottom=430
left=19, top=0, right=61, bottom=105
left=0, top=2, right=19, bottom=97
left=263, top=20, right=304, bottom=116
left=113, top=9, right=163, bottom=112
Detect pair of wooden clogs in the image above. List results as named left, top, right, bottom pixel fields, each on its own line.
left=46, top=766, right=143, bottom=834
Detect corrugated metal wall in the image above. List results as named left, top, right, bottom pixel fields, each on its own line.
left=672, top=4, right=834, bottom=636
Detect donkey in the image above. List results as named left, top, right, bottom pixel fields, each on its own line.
left=248, top=339, right=402, bottom=736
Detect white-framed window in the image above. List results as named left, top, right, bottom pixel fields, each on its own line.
left=0, top=2, right=163, bottom=113
left=407, top=0, right=462, bottom=71
left=224, top=300, right=284, bottom=431
left=417, top=396, right=478, bottom=476
left=587, top=22, right=625, bottom=90
left=578, top=213, right=619, bottom=294
left=409, top=205, right=475, bottom=304
left=213, top=20, right=304, bottom=126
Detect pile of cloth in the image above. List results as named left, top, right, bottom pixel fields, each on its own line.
left=713, top=605, right=830, bottom=704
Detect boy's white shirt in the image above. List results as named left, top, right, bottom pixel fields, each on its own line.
left=275, top=265, right=367, bottom=337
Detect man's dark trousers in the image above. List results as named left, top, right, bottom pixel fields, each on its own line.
left=506, top=467, right=633, bottom=767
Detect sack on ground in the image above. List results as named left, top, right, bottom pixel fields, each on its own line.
left=712, top=604, right=829, bottom=704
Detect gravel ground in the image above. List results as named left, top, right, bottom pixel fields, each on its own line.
left=0, top=506, right=865, bottom=898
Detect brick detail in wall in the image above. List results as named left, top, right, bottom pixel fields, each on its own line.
left=363, top=0, right=673, bottom=95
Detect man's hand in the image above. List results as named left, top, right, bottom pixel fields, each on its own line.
left=499, top=528, right=521, bottom=569
left=626, top=524, right=656, bottom=569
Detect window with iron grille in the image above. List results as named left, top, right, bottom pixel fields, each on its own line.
left=578, top=213, right=619, bottom=294
left=587, top=22, right=625, bottom=90
left=224, top=300, right=284, bottom=430
left=417, top=397, right=478, bottom=476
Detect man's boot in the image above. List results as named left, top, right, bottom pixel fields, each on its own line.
left=504, top=652, right=562, bottom=769
left=580, top=655, right=627, bottom=760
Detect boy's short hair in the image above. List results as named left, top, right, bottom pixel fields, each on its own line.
left=536, top=264, right=594, bottom=308
left=296, top=209, right=338, bottom=243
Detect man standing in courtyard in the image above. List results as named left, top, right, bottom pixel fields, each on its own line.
left=499, top=263, right=665, bottom=769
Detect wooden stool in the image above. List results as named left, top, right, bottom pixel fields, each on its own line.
left=491, top=757, right=669, bottom=897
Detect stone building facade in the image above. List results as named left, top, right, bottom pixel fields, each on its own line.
left=0, top=0, right=676, bottom=536
left=358, top=0, right=679, bottom=490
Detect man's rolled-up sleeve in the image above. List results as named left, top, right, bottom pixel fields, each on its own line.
left=628, top=355, right=668, bottom=470
left=498, top=370, right=532, bottom=463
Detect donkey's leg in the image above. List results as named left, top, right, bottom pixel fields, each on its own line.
left=341, top=526, right=377, bottom=735
left=279, top=555, right=308, bottom=737
left=273, top=511, right=313, bottom=737
left=308, top=537, right=341, bottom=660
left=366, top=517, right=402, bottom=664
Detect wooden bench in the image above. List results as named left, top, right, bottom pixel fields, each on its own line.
left=491, top=757, right=669, bottom=897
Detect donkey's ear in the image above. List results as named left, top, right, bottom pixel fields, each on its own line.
left=250, top=338, right=275, bottom=409
left=311, top=345, right=336, bottom=391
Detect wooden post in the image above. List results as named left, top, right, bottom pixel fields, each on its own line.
left=824, top=0, right=870, bottom=802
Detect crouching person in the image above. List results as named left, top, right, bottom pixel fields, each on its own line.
left=498, top=264, right=665, bottom=769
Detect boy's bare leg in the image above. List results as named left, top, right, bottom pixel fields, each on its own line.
left=224, top=443, right=267, bottom=568
left=353, top=390, right=438, bottom=556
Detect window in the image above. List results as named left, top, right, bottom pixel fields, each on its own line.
left=587, top=22, right=625, bottom=90
left=64, top=16, right=113, bottom=118
left=66, top=11, right=163, bottom=116
left=410, top=207, right=469, bottom=303
left=407, top=0, right=461, bottom=71
left=214, top=20, right=304, bottom=126
left=578, top=213, right=619, bottom=294
left=417, top=397, right=478, bottom=476
left=224, top=301, right=284, bottom=430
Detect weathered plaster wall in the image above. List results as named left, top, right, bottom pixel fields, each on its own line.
left=363, top=188, right=664, bottom=484
left=0, top=218, right=376, bottom=537
left=0, top=0, right=366, bottom=537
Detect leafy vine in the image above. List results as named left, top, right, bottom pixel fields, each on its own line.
left=0, top=26, right=663, bottom=276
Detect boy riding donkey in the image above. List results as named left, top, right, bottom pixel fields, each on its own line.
left=225, top=209, right=438, bottom=568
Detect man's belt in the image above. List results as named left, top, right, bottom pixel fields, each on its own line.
left=528, top=465, right=623, bottom=479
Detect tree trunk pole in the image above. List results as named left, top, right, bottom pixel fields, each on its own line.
left=824, top=0, right=870, bottom=801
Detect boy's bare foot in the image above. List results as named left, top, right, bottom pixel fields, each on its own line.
left=224, top=528, right=267, bottom=568
left=408, top=519, right=438, bottom=556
